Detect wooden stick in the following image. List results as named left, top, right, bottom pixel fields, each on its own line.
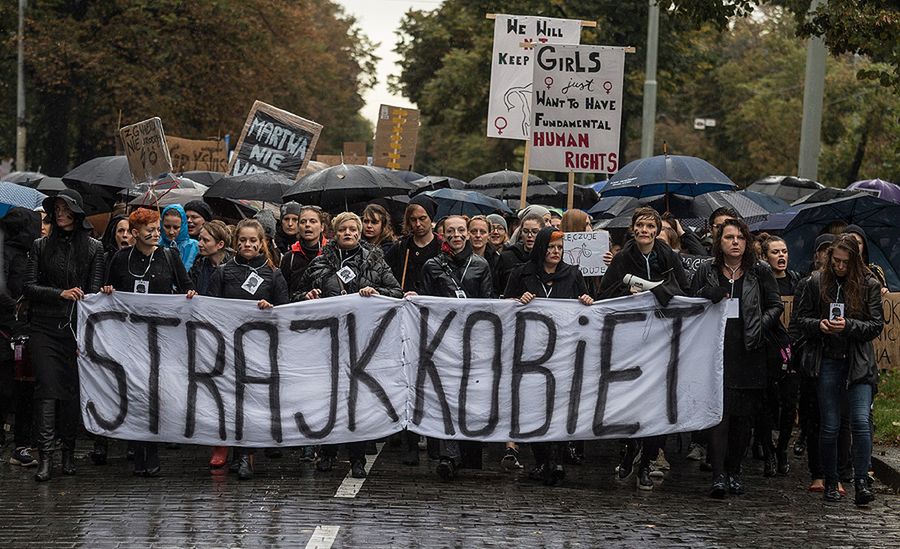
left=520, top=139, right=532, bottom=206
left=485, top=13, right=597, bottom=27
left=566, top=171, right=576, bottom=210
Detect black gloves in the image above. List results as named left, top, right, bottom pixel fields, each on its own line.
left=698, top=285, right=730, bottom=304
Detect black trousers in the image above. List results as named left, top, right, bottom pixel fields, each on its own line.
left=320, top=442, right=367, bottom=464
left=35, top=398, right=78, bottom=453
left=757, top=370, right=800, bottom=453
left=13, top=380, right=35, bottom=447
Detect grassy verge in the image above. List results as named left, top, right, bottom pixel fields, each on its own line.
left=875, top=369, right=900, bottom=445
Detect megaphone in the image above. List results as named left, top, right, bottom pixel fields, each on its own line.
left=623, top=273, right=663, bottom=292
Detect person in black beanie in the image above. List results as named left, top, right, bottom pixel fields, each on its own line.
left=184, top=200, right=213, bottom=239
left=275, top=201, right=302, bottom=254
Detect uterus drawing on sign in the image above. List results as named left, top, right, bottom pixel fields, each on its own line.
left=566, top=243, right=592, bottom=266
left=503, top=83, right=532, bottom=136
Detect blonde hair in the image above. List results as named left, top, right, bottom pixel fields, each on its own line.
left=332, top=211, right=362, bottom=233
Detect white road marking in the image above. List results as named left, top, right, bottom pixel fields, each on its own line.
left=333, top=442, right=384, bottom=498
left=305, top=525, right=340, bottom=549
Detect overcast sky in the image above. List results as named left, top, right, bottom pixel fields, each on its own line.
left=336, top=0, right=444, bottom=129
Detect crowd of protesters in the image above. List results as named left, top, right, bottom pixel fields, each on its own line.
left=0, top=184, right=886, bottom=507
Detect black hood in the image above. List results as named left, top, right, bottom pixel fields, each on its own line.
left=528, top=226, right=573, bottom=282
left=101, top=214, right=129, bottom=255
left=843, top=224, right=870, bottom=262
left=0, top=207, right=41, bottom=250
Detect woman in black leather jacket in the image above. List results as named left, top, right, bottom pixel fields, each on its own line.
left=299, top=212, right=402, bottom=479
left=23, top=189, right=105, bottom=482
left=791, top=234, right=883, bottom=506
left=690, top=218, right=782, bottom=499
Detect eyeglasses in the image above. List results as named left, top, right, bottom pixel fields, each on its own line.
left=521, top=229, right=540, bottom=236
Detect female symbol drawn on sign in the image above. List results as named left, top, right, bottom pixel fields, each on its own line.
left=566, top=243, right=593, bottom=266
left=603, top=81, right=613, bottom=94
left=544, top=77, right=554, bottom=90
left=494, top=117, right=508, bottom=135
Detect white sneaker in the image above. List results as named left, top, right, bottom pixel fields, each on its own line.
left=686, top=443, right=706, bottom=461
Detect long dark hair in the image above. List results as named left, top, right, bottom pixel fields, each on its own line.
left=40, top=200, right=92, bottom=284
left=712, top=218, right=756, bottom=273
left=362, top=203, right=395, bottom=247
left=819, top=234, right=867, bottom=316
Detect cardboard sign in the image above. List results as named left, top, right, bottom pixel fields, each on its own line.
left=373, top=105, right=419, bottom=170
left=563, top=230, right=610, bottom=276
left=314, top=155, right=343, bottom=167
left=228, top=101, right=323, bottom=181
left=529, top=45, right=626, bottom=174
left=487, top=14, right=583, bottom=140
left=343, top=142, right=367, bottom=165
left=119, top=117, right=173, bottom=184
left=168, top=136, right=229, bottom=172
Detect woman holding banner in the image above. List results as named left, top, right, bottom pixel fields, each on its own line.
left=281, top=205, right=328, bottom=298
left=791, top=234, right=882, bottom=506
left=690, top=218, right=782, bottom=499
left=598, top=207, right=689, bottom=492
left=208, top=219, right=290, bottom=480
left=421, top=215, right=494, bottom=480
left=300, top=212, right=402, bottom=479
left=504, top=226, right=594, bottom=486
left=24, top=190, right=105, bottom=482
left=101, top=208, right=196, bottom=477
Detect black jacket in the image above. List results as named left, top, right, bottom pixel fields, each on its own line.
left=679, top=229, right=708, bottom=256
left=299, top=240, right=402, bottom=299
left=24, top=231, right=105, bottom=319
left=384, top=233, right=442, bottom=293
left=690, top=259, right=783, bottom=351
left=422, top=242, right=495, bottom=299
left=790, top=271, right=883, bottom=385
left=189, top=250, right=235, bottom=296
left=494, top=242, right=530, bottom=297
left=280, top=237, right=326, bottom=296
left=598, top=239, right=689, bottom=305
left=106, top=246, right=194, bottom=295
left=208, top=255, right=289, bottom=305
left=504, top=228, right=588, bottom=301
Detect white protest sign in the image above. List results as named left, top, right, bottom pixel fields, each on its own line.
left=563, top=231, right=610, bottom=276
left=529, top=45, right=626, bottom=173
left=77, top=292, right=726, bottom=446
left=487, top=14, right=582, bottom=140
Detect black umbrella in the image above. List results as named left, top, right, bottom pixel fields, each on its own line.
left=549, top=181, right=599, bottom=210
left=641, top=190, right=770, bottom=220
left=62, top=156, right=135, bottom=214
left=746, top=175, right=824, bottom=203
left=410, top=175, right=467, bottom=194
left=178, top=170, right=227, bottom=187
left=205, top=172, right=294, bottom=204
left=283, top=164, right=414, bottom=210
left=790, top=187, right=862, bottom=206
left=480, top=183, right=564, bottom=208
left=587, top=196, right=640, bottom=220
left=5, top=172, right=68, bottom=194
left=370, top=167, right=424, bottom=183
left=467, top=169, right=543, bottom=191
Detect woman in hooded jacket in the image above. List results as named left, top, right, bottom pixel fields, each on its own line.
left=159, top=204, right=200, bottom=271
left=100, top=214, right=133, bottom=263
left=421, top=215, right=494, bottom=480
left=299, top=212, right=402, bottom=479
left=24, top=189, right=105, bottom=481
left=208, top=219, right=289, bottom=480
left=504, top=227, right=594, bottom=486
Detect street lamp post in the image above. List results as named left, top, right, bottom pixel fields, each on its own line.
left=16, top=0, right=27, bottom=171
left=640, top=0, right=660, bottom=159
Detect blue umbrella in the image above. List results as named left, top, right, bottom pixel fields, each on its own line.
left=0, top=182, right=47, bottom=217
left=600, top=155, right=735, bottom=200
left=426, top=188, right=513, bottom=218
left=751, top=194, right=900, bottom=290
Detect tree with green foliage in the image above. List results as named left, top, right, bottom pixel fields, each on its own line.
left=0, top=0, right=377, bottom=175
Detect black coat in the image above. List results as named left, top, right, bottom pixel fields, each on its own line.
left=598, top=239, right=689, bottom=305
left=384, top=233, right=442, bottom=293
left=790, top=271, right=883, bottom=386
left=504, top=228, right=588, bottom=301
left=280, top=238, right=326, bottom=296
left=422, top=243, right=494, bottom=299
left=494, top=242, right=530, bottom=297
left=208, top=255, right=289, bottom=305
left=299, top=240, right=402, bottom=299
left=106, top=246, right=194, bottom=295
left=24, top=231, right=105, bottom=320
left=189, top=250, right=235, bottom=296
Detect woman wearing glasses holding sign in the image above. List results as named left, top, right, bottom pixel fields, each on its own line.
left=101, top=208, right=196, bottom=477
left=504, top=226, right=593, bottom=486
left=421, top=215, right=495, bottom=481
left=791, top=234, right=882, bottom=506
left=299, top=212, right=402, bottom=479
left=208, top=218, right=290, bottom=480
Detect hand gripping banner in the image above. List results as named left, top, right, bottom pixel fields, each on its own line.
left=77, top=292, right=726, bottom=446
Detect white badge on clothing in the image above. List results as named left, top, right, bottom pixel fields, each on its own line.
left=725, top=298, right=740, bottom=319
left=829, top=302, right=844, bottom=320
left=337, top=266, right=356, bottom=284
left=133, top=280, right=149, bottom=294
left=454, top=289, right=467, bottom=299
left=241, top=272, right=264, bottom=295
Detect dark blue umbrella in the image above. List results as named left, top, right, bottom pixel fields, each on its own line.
left=587, top=196, right=640, bottom=219
left=600, top=155, right=735, bottom=200
left=751, top=194, right=900, bottom=290
left=426, top=188, right=513, bottom=218
left=791, top=187, right=862, bottom=206
left=737, top=190, right=790, bottom=213
left=548, top=182, right=598, bottom=210
left=0, top=182, right=47, bottom=217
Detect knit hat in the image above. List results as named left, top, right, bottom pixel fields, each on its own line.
left=409, top=194, right=437, bottom=220
left=486, top=214, right=508, bottom=232
left=184, top=200, right=213, bottom=222
left=518, top=204, right=550, bottom=220
left=281, top=201, right=302, bottom=218
left=814, top=233, right=835, bottom=251
left=253, top=209, right=277, bottom=239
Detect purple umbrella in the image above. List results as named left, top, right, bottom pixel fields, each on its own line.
left=847, top=179, right=900, bottom=204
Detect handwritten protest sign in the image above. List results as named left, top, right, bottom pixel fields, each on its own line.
left=487, top=14, right=582, bottom=140
left=77, top=292, right=726, bottom=446
left=168, top=136, right=228, bottom=172
left=343, top=141, right=367, bottom=165
left=228, top=101, right=322, bottom=180
left=373, top=105, right=419, bottom=170
left=528, top=45, right=625, bottom=174
left=119, top=117, right=173, bottom=184
left=563, top=231, right=610, bottom=276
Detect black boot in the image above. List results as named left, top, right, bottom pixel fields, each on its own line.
left=823, top=482, right=842, bottom=502
left=91, top=438, right=108, bottom=465
left=776, top=450, right=790, bottom=476
left=61, top=449, right=76, bottom=475
left=34, top=451, right=53, bottom=482
left=709, top=474, right=727, bottom=499
left=853, top=479, right=875, bottom=506
left=237, top=453, right=254, bottom=480
left=762, top=446, right=776, bottom=477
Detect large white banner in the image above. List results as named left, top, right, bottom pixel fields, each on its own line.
left=77, top=292, right=726, bottom=446
left=487, top=14, right=582, bottom=140
left=529, top=44, right=625, bottom=173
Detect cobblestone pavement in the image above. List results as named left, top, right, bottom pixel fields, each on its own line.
left=0, top=437, right=898, bottom=548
